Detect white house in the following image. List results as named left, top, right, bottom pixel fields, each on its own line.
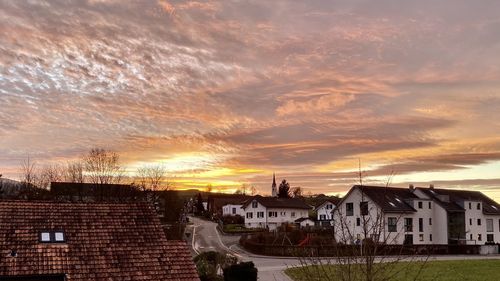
left=334, top=185, right=500, bottom=245
left=222, top=204, right=245, bottom=217
left=315, top=199, right=339, bottom=227
left=241, top=195, right=312, bottom=230
left=295, top=217, right=315, bottom=228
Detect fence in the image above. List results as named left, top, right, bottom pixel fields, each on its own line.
left=240, top=237, right=486, bottom=257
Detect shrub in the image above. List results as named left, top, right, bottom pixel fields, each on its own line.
left=223, top=262, right=258, bottom=281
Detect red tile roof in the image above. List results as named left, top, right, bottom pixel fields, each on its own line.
left=0, top=200, right=199, bottom=281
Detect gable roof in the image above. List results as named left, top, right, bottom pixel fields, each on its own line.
left=0, top=200, right=199, bottom=281
left=242, top=195, right=312, bottom=210
left=314, top=198, right=340, bottom=211
left=417, top=187, right=500, bottom=215
left=337, top=185, right=418, bottom=213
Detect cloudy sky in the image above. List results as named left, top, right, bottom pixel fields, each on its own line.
left=1, top=0, right=500, bottom=198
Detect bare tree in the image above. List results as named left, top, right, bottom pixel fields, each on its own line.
left=83, top=148, right=122, bottom=185
left=20, top=156, right=38, bottom=188
left=293, top=165, right=430, bottom=281
left=136, top=164, right=168, bottom=191
left=38, top=164, right=64, bottom=189
left=64, top=161, right=84, bottom=183
left=292, top=186, right=303, bottom=198
left=250, top=185, right=257, bottom=196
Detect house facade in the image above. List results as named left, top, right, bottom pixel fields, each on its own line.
left=222, top=204, right=245, bottom=217
left=315, top=199, right=338, bottom=226
left=241, top=196, right=312, bottom=230
left=334, top=185, right=500, bottom=245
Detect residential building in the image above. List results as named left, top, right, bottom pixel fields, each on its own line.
left=295, top=217, right=316, bottom=228
left=222, top=203, right=245, bottom=217
left=241, top=195, right=312, bottom=230
left=315, top=199, right=339, bottom=226
left=334, top=185, right=500, bottom=245
left=207, top=194, right=251, bottom=217
left=0, top=200, right=199, bottom=281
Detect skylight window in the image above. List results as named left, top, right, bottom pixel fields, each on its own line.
left=395, top=198, right=402, bottom=203
left=389, top=202, right=396, bottom=207
left=492, top=205, right=498, bottom=210
left=40, top=232, right=51, bottom=242
left=40, top=231, right=66, bottom=243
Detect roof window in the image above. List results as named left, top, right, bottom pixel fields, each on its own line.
left=39, top=231, right=66, bottom=243
left=389, top=202, right=396, bottom=207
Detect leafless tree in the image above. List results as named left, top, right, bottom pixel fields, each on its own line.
left=38, top=164, right=64, bottom=189
left=136, top=164, right=168, bottom=191
left=64, top=161, right=84, bottom=183
left=83, top=148, right=122, bottom=184
left=206, top=184, right=213, bottom=193
left=292, top=186, right=303, bottom=198
left=250, top=185, right=257, bottom=196
left=20, top=156, right=38, bottom=188
left=293, top=165, right=430, bottom=281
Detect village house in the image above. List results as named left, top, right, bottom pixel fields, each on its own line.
left=241, top=195, right=312, bottom=230
left=315, top=199, right=339, bottom=227
left=333, top=185, right=500, bottom=245
left=222, top=203, right=245, bottom=217
left=0, top=200, right=199, bottom=281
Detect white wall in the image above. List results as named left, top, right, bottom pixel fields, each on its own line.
left=316, top=201, right=336, bottom=225
left=222, top=204, right=244, bottom=217
left=242, top=200, right=309, bottom=230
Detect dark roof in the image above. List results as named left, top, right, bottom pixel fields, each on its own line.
left=0, top=274, right=65, bottom=281
left=50, top=182, right=140, bottom=200
left=347, top=185, right=418, bottom=213
left=417, top=187, right=500, bottom=215
left=314, top=198, right=340, bottom=210
left=207, top=194, right=252, bottom=212
left=0, top=200, right=199, bottom=281
left=242, top=195, right=312, bottom=210
left=295, top=217, right=314, bottom=223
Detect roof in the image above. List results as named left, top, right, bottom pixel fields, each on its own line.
left=207, top=194, right=252, bottom=212
left=417, top=187, right=500, bottom=215
left=0, top=200, right=199, bottom=281
left=314, top=198, right=340, bottom=211
left=295, top=217, right=315, bottom=223
left=50, top=182, right=140, bottom=200
left=242, top=195, right=312, bottom=210
left=339, top=185, right=418, bottom=213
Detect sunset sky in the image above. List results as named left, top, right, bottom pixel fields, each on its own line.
left=1, top=1, right=500, bottom=198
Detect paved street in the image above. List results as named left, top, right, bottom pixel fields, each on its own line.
left=187, top=216, right=500, bottom=281
left=188, top=216, right=297, bottom=281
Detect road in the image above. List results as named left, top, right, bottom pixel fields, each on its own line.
left=187, top=217, right=500, bottom=281
left=188, top=216, right=298, bottom=281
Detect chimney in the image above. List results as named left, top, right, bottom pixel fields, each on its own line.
left=429, top=184, right=434, bottom=189
left=409, top=184, right=414, bottom=190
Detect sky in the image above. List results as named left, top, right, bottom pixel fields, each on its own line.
left=1, top=0, right=500, bottom=198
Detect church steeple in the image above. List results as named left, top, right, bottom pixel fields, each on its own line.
left=271, top=172, right=277, bottom=197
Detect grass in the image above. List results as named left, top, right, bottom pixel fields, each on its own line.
left=285, top=259, right=500, bottom=281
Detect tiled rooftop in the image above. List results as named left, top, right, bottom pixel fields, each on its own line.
left=0, top=200, right=199, bottom=281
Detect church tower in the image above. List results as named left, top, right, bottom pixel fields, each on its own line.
left=271, top=173, right=277, bottom=197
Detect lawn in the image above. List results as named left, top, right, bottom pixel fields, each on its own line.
left=285, top=259, right=500, bottom=281
left=222, top=224, right=263, bottom=234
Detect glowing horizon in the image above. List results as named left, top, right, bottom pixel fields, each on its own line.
left=1, top=1, right=500, bottom=200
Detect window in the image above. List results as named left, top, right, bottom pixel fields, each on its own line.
left=487, top=219, right=494, bottom=232
left=477, top=203, right=481, bottom=210
left=252, top=201, right=258, bottom=208
left=470, top=218, right=473, bottom=225
left=477, top=219, right=482, bottom=226
left=419, top=218, right=423, bottom=232
left=469, top=202, right=472, bottom=209
left=346, top=203, right=354, bottom=216
left=281, top=211, right=286, bottom=216
left=320, top=214, right=326, bottom=220
left=404, top=218, right=413, bottom=232
left=428, top=202, right=432, bottom=209
left=487, top=234, right=494, bottom=242
left=418, top=201, right=423, bottom=209
left=39, top=231, right=65, bottom=243
left=356, top=217, right=361, bottom=226
left=404, top=234, right=413, bottom=245
left=478, top=234, right=482, bottom=241
left=257, top=212, right=264, bottom=218
left=268, top=211, right=277, bottom=217
left=40, top=232, right=51, bottom=242
left=246, top=212, right=253, bottom=219
left=232, top=208, right=236, bottom=215
left=419, top=234, right=424, bottom=242
left=429, top=234, right=433, bottom=242
left=388, top=217, right=397, bottom=232
left=429, top=218, right=432, bottom=226
left=326, top=204, right=333, bottom=210
left=360, top=202, right=368, bottom=216
left=470, top=234, right=473, bottom=240
left=291, top=212, right=296, bottom=218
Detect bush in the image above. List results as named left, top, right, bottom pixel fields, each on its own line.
left=223, top=262, right=258, bottom=281
left=221, top=215, right=244, bottom=225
